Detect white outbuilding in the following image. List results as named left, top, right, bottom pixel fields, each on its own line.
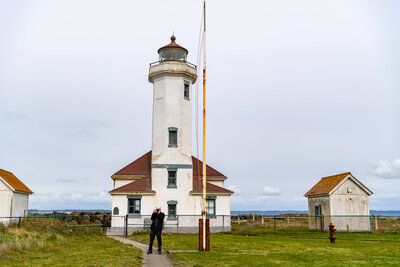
left=304, top=172, right=373, bottom=232
left=109, top=36, right=234, bottom=233
left=0, top=169, right=33, bottom=224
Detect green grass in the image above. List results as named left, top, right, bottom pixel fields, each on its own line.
left=129, top=224, right=400, bottom=266
left=0, top=227, right=142, bottom=266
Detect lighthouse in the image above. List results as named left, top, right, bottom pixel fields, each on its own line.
left=109, top=36, right=233, bottom=233
left=149, top=36, right=197, bottom=215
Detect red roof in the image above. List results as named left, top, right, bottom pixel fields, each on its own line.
left=113, top=151, right=226, bottom=177
left=110, top=176, right=155, bottom=193
left=113, top=151, right=152, bottom=176
left=191, top=177, right=233, bottom=194
left=111, top=151, right=231, bottom=194
left=304, top=172, right=351, bottom=197
left=192, top=156, right=225, bottom=177
left=0, top=169, right=33, bottom=194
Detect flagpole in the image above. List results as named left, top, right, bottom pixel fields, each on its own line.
left=202, top=0, right=207, bottom=251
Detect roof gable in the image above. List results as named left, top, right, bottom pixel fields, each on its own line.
left=0, top=169, right=33, bottom=194
left=330, top=174, right=373, bottom=196
left=304, top=172, right=373, bottom=197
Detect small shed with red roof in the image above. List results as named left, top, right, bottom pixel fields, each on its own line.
left=0, top=169, right=33, bottom=224
left=304, top=172, right=373, bottom=232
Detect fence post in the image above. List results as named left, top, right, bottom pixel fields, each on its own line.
left=102, top=214, right=106, bottom=233
left=238, top=216, right=240, bottom=224
left=64, top=217, right=67, bottom=231
left=261, top=216, right=264, bottom=225
left=253, top=214, right=255, bottom=222
left=375, top=216, right=378, bottom=230
left=18, top=217, right=21, bottom=228
left=287, top=216, right=290, bottom=225
left=273, top=216, right=276, bottom=234
left=222, top=215, right=225, bottom=234
left=370, top=216, right=372, bottom=234
left=177, top=215, right=179, bottom=233
left=125, top=215, right=128, bottom=237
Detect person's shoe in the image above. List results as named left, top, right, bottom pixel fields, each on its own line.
left=158, top=250, right=162, bottom=254
left=147, top=250, right=152, bottom=254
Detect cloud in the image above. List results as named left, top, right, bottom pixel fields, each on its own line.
left=61, top=119, right=110, bottom=138
left=0, top=111, right=27, bottom=120
left=30, top=190, right=111, bottom=209
left=263, top=185, right=281, bottom=195
left=371, top=158, right=400, bottom=178
left=56, top=177, right=90, bottom=183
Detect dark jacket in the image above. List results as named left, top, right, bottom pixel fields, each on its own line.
left=150, top=211, right=165, bottom=231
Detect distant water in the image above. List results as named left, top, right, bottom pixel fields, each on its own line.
left=29, top=209, right=400, bottom=216
left=29, top=209, right=111, bottom=214
left=231, top=210, right=308, bottom=215
left=231, top=210, right=400, bottom=216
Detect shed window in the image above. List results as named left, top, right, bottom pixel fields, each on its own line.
left=113, top=207, right=119, bottom=215
left=128, top=198, right=141, bottom=215
left=314, top=205, right=321, bottom=216
left=168, top=127, right=178, bottom=147
left=206, top=197, right=216, bottom=217
left=168, top=169, right=177, bottom=188
left=184, top=81, right=190, bottom=100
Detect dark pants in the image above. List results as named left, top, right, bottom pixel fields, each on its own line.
left=148, top=229, right=162, bottom=251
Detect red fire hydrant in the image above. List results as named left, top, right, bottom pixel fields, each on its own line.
left=329, top=223, right=336, bottom=244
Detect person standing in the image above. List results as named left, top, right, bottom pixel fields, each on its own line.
left=147, top=206, right=165, bottom=254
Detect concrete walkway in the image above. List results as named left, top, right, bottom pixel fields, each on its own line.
left=109, top=236, right=173, bottom=267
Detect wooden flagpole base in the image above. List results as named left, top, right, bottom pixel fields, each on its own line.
left=199, top=219, right=210, bottom=251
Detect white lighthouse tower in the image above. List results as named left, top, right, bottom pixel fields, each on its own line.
left=149, top=36, right=197, bottom=215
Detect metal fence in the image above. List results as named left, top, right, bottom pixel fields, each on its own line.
left=231, top=214, right=400, bottom=234
left=2, top=213, right=398, bottom=235
left=109, top=214, right=231, bottom=237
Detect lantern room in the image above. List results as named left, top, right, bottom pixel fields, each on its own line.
left=157, top=35, right=188, bottom=62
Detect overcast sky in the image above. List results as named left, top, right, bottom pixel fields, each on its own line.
left=1, top=1, right=399, bottom=211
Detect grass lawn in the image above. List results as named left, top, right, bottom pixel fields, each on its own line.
left=129, top=224, right=400, bottom=266
left=0, top=227, right=142, bottom=266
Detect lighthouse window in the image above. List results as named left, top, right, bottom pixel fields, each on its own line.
left=184, top=81, right=190, bottom=100
left=167, top=200, right=178, bottom=219
left=168, top=127, right=178, bottom=147
left=167, top=169, right=177, bottom=188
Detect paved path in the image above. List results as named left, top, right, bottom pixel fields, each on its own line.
left=109, top=236, right=173, bottom=267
